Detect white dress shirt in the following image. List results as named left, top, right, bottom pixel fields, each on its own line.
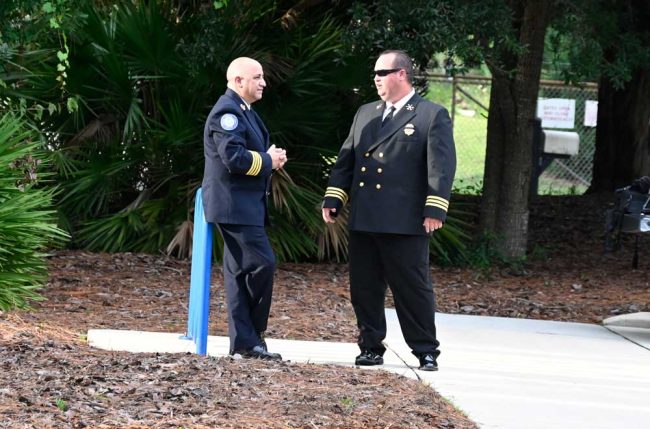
left=382, top=88, right=415, bottom=121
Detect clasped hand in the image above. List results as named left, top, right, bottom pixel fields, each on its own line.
left=267, top=144, right=287, bottom=169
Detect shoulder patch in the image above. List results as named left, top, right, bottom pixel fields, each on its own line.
left=220, top=114, right=238, bottom=131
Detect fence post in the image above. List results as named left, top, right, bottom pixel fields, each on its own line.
left=182, top=187, right=212, bottom=355
left=531, top=117, right=543, bottom=195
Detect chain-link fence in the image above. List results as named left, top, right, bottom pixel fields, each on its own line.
left=425, top=74, right=598, bottom=195
left=537, top=82, right=598, bottom=194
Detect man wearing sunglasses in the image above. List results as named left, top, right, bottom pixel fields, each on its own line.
left=322, top=50, right=456, bottom=371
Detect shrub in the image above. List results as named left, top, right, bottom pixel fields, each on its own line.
left=0, top=114, right=68, bottom=310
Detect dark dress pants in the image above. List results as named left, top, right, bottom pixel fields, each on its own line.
left=348, top=231, right=440, bottom=357
left=217, top=224, right=276, bottom=353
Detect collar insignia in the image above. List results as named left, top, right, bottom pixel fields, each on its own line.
left=406, top=104, right=414, bottom=111
left=376, top=103, right=383, bottom=110
left=240, top=104, right=247, bottom=110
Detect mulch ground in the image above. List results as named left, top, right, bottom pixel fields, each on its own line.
left=1, top=315, right=467, bottom=429
left=2, top=194, right=649, bottom=428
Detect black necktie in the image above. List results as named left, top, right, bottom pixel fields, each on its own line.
left=382, top=106, right=395, bottom=127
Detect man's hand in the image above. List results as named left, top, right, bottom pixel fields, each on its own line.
left=322, top=207, right=337, bottom=223
left=423, top=217, right=443, bottom=234
left=267, top=144, right=287, bottom=169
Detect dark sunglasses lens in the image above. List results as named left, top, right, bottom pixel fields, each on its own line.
left=375, top=68, right=399, bottom=77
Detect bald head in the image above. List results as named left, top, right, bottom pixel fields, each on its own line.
left=226, top=57, right=266, bottom=104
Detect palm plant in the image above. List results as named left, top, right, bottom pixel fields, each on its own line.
left=3, top=0, right=472, bottom=265
left=48, top=2, right=207, bottom=252
left=42, top=0, right=356, bottom=262
left=0, top=113, right=68, bottom=310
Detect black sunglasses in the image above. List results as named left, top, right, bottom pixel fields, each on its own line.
left=374, top=68, right=402, bottom=77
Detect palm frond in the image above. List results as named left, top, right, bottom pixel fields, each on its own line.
left=166, top=219, right=193, bottom=259
left=0, top=113, right=68, bottom=310
left=317, top=205, right=350, bottom=262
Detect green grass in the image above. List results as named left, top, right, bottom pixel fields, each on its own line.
left=55, top=398, right=68, bottom=412
left=536, top=179, right=587, bottom=195
left=452, top=113, right=487, bottom=187
left=425, top=81, right=488, bottom=191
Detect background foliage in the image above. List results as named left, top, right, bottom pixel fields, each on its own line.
left=0, top=113, right=68, bottom=310
left=1, top=0, right=472, bottom=267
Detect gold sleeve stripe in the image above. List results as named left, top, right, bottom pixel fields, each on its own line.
left=325, top=186, right=348, bottom=203
left=426, top=202, right=448, bottom=211
left=325, top=191, right=347, bottom=203
left=426, top=198, right=449, bottom=208
left=425, top=196, right=449, bottom=210
left=325, top=190, right=348, bottom=203
left=246, top=151, right=262, bottom=176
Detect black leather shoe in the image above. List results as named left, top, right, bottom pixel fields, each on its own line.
left=232, top=345, right=282, bottom=361
left=418, top=353, right=438, bottom=371
left=355, top=350, right=384, bottom=366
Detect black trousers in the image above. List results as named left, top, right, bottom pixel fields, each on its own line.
left=217, top=224, right=276, bottom=353
left=348, top=231, right=440, bottom=357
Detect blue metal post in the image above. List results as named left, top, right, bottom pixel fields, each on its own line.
left=184, top=188, right=213, bottom=355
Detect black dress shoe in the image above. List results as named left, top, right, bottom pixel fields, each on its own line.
left=418, top=353, right=438, bottom=371
left=355, top=350, right=384, bottom=366
left=232, top=345, right=282, bottom=361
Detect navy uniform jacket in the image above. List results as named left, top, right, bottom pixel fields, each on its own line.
left=202, top=89, right=272, bottom=226
left=323, top=93, right=456, bottom=236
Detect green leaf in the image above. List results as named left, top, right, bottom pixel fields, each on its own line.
left=56, top=50, right=68, bottom=62
left=66, top=97, right=78, bottom=113
left=42, top=2, right=54, bottom=13
left=34, top=104, right=44, bottom=121
left=0, top=113, right=68, bottom=310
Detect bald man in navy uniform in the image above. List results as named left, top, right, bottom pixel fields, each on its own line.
left=202, top=57, right=286, bottom=360
left=322, top=50, right=456, bottom=371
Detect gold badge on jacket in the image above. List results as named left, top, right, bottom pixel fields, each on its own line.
left=404, top=123, right=415, bottom=136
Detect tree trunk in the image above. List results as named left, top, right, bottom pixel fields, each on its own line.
left=589, top=68, right=650, bottom=192
left=479, top=0, right=551, bottom=258
left=480, top=68, right=516, bottom=238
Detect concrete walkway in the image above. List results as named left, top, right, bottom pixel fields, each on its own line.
left=88, top=311, right=650, bottom=429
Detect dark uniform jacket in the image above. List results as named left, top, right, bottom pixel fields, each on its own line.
left=202, top=89, right=272, bottom=226
left=323, top=93, right=456, bottom=236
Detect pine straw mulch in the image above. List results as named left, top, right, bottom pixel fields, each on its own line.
left=1, top=315, right=467, bottom=429
left=2, top=194, right=650, bottom=428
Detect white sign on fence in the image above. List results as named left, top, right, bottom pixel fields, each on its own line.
left=584, top=100, right=598, bottom=127
left=537, top=98, right=576, bottom=129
